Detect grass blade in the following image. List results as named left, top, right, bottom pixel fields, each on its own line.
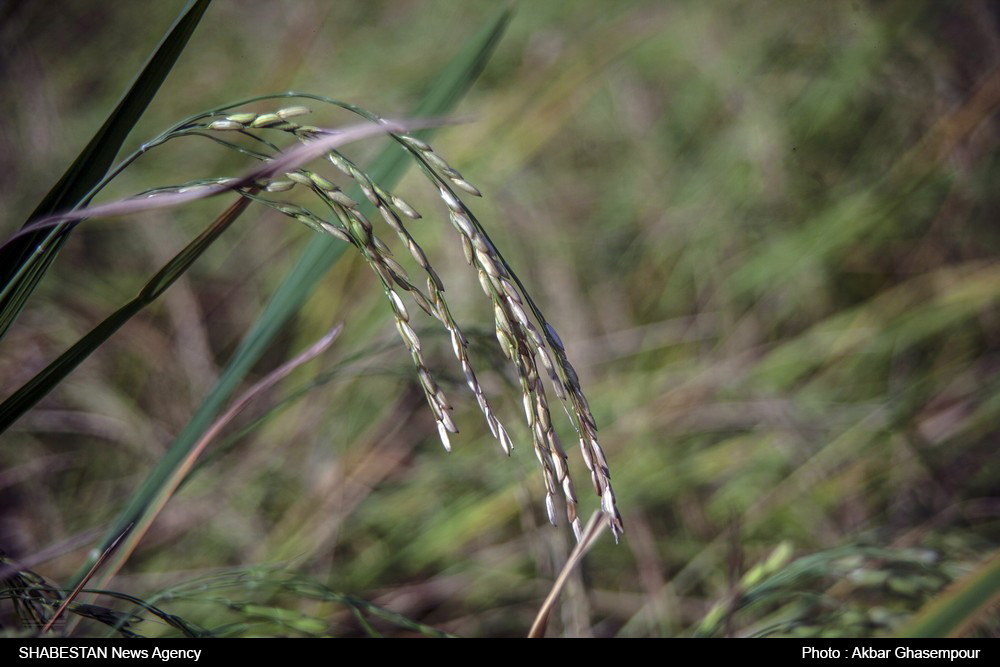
left=38, top=524, right=134, bottom=635
left=0, top=0, right=211, bottom=340
left=0, top=195, right=250, bottom=435
left=95, top=324, right=344, bottom=593
left=71, top=7, right=512, bottom=590
left=895, top=549, right=1000, bottom=638
left=0, top=117, right=436, bottom=436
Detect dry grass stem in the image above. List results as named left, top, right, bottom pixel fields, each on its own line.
left=90, top=323, right=345, bottom=594
left=528, top=510, right=608, bottom=637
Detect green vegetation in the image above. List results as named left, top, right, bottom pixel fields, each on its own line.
left=2, top=1, right=999, bottom=637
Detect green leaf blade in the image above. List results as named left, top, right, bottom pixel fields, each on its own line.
left=0, top=0, right=212, bottom=340
left=73, top=7, right=513, bottom=589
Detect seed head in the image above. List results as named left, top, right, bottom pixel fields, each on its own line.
left=208, top=119, right=243, bottom=131
left=229, top=103, right=624, bottom=542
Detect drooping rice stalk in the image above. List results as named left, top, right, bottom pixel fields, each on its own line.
left=1, top=94, right=623, bottom=544
left=197, top=98, right=624, bottom=541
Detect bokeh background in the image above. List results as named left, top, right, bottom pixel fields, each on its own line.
left=2, top=0, right=1000, bottom=637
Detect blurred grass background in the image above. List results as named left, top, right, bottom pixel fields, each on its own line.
left=2, top=0, right=1000, bottom=637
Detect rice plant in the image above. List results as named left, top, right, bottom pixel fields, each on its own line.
left=4, top=0, right=1000, bottom=639
left=0, top=2, right=625, bottom=638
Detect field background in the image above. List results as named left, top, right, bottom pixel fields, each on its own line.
left=2, top=0, right=1000, bottom=637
